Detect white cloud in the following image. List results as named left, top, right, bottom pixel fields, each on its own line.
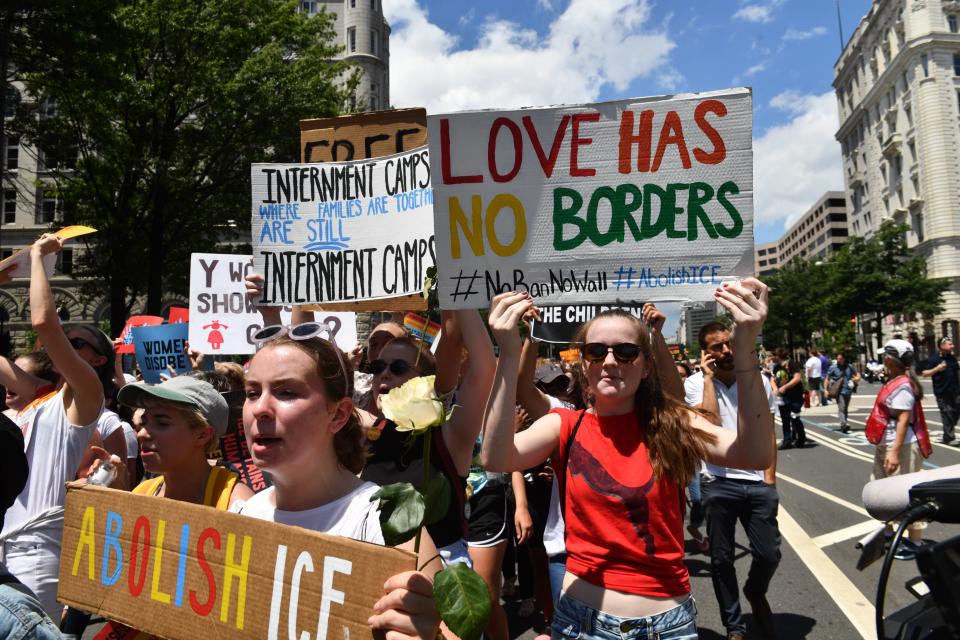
left=753, top=91, right=844, bottom=229
left=782, top=26, right=828, bottom=41
left=733, top=1, right=783, bottom=24
left=383, top=0, right=676, bottom=112
left=744, top=62, right=767, bottom=77
left=656, top=67, right=685, bottom=91
left=536, top=0, right=554, bottom=10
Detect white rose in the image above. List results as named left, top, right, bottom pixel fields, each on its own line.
left=381, top=375, right=445, bottom=433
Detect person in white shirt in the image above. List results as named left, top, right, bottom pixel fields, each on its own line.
left=804, top=350, right=823, bottom=407
left=238, top=328, right=440, bottom=639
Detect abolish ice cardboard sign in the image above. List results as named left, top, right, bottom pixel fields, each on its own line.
left=59, top=484, right=414, bottom=640
left=427, top=89, right=754, bottom=309
left=250, top=148, right=435, bottom=306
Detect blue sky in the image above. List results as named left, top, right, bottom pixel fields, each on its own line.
left=384, top=0, right=874, bottom=246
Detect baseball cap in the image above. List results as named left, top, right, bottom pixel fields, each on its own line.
left=535, top=363, right=567, bottom=385
left=882, top=339, right=914, bottom=363
left=118, top=376, right=229, bottom=436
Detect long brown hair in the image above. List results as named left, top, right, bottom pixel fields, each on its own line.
left=572, top=310, right=716, bottom=484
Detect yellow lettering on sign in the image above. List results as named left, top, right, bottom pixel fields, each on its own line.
left=71, top=506, right=96, bottom=579
left=486, top=194, right=526, bottom=256
left=449, top=195, right=484, bottom=259
left=150, top=519, right=171, bottom=604
left=220, top=533, right=253, bottom=630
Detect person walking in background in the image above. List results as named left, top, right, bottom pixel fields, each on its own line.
left=818, top=350, right=831, bottom=405
left=826, top=353, right=860, bottom=434
left=805, top=349, right=823, bottom=407
left=865, top=340, right=933, bottom=560
left=774, top=349, right=806, bottom=449
left=685, top=322, right=780, bottom=640
left=918, top=337, right=960, bottom=446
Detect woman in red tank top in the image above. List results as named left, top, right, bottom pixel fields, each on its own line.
left=480, top=280, right=774, bottom=639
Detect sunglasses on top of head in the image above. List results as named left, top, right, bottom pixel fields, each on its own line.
left=368, top=359, right=417, bottom=377
left=580, top=342, right=642, bottom=364
left=252, top=322, right=349, bottom=388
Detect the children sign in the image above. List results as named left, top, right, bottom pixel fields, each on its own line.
left=427, top=89, right=754, bottom=309
left=250, top=148, right=435, bottom=306
left=59, top=484, right=415, bottom=640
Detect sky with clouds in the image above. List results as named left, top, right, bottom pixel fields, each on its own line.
left=382, top=0, right=874, bottom=245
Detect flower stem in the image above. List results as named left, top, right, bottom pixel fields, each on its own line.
left=414, top=427, right=432, bottom=555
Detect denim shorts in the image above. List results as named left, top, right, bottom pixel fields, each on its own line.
left=552, top=591, right=697, bottom=640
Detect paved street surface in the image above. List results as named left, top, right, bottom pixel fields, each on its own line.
left=81, top=380, right=959, bottom=640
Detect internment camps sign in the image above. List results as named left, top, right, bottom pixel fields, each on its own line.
left=251, top=148, right=434, bottom=306
left=427, top=88, right=754, bottom=309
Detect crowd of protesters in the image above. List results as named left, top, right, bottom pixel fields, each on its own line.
left=0, top=232, right=951, bottom=640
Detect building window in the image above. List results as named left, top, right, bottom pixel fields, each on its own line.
left=758, top=248, right=767, bottom=256
left=954, top=54, right=960, bottom=76
left=36, top=189, right=59, bottom=224
left=2, top=190, right=15, bottom=224
left=905, top=104, right=912, bottom=127
left=914, top=212, right=925, bottom=242
left=369, top=83, right=378, bottom=111
left=371, top=0, right=377, bottom=8
left=57, top=249, right=73, bottom=275
left=348, top=27, right=356, bottom=53
left=921, top=54, right=929, bottom=77
left=908, top=140, right=916, bottom=162
left=349, top=0, right=356, bottom=7
left=2, top=136, right=17, bottom=170
left=950, top=15, right=958, bottom=33
left=371, top=29, right=379, bottom=56
left=3, top=86, right=19, bottom=118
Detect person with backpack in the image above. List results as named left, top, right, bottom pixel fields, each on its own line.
left=826, top=352, right=860, bottom=434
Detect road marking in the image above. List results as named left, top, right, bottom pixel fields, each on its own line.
left=812, top=519, right=883, bottom=548
left=776, top=472, right=869, bottom=516
left=778, top=506, right=874, bottom=639
left=804, top=417, right=954, bottom=462
left=803, top=430, right=876, bottom=463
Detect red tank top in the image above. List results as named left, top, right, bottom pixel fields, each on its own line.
left=552, top=408, right=689, bottom=597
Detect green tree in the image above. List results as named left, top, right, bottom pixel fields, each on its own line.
left=7, top=0, right=357, bottom=334
left=823, top=220, right=949, bottom=351
left=760, top=259, right=830, bottom=349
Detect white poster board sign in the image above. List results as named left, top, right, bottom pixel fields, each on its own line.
left=427, top=88, right=754, bottom=309
left=189, top=253, right=357, bottom=354
left=250, top=148, right=435, bottom=306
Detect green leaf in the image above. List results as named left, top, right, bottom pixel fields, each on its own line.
left=370, top=482, right=424, bottom=547
left=422, top=471, right=451, bottom=526
left=433, top=563, right=491, bottom=640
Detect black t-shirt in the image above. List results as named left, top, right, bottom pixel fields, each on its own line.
left=921, top=352, right=959, bottom=397
left=774, top=360, right=804, bottom=404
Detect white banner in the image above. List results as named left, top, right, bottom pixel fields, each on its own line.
left=427, top=89, right=754, bottom=308
left=189, top=253, right=357, bottom=354
left=250, top=148, right=435, bottom=305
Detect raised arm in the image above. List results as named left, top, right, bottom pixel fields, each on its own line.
left=441, top=309, right=495, bottom=474
left=0, top=356, right=43, bottom=404
left=245, top=271, right=282, bottom=327
left=693, top=350, right=722, bottom=426
left=516, top=338, right=551, bottom=420
left=481, top=292, right=561, bottom=472
left=692, top=279, right=774, bottom=470
left=30, top=235, right=103, bottom=426
left=643, top=303, right=684, bottom=401
left=433, top=310, right=462, bottom=396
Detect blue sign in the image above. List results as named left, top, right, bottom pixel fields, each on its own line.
left=132, top=323, right=192, bottom=383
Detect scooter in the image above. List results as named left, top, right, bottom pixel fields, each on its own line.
left=864, top=360, right=887, bottom=384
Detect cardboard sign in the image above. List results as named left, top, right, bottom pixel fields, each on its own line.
left=300, top=108, right=428, bottom=164
left=54, top=225, right=97, bottom=240
left=250, top=149, right=435, bottom=307
left=117, top=316, right=165, bottom=355
left=132, top=324, right=191, bottom=383
left=427, top=89, right=754, bottom=309
left=0, top=248, right=56, bottom=278
left=59, top=484, right=415, bottom=640
left=403, top=313, right=440, bottom=346
left=531, top=304, right=646, bottom=344
left=167, top=307, right=189, bottom=324
left=219, top=411, right=272, bottom=493
left=558, top=348, right=580, bottom=364
left=189, top=254, right=357, bottom=354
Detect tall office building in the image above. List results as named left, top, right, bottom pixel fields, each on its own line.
left=834, top=0, right=960, bottom=345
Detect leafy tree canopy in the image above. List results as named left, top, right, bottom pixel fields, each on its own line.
left=6, top=0, right=358, bottom=333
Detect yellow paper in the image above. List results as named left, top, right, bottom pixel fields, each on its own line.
left=53, top=225, right=97, bottom=240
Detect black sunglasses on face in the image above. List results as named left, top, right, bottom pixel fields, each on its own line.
left=369, top=359, right=417, bottom=376
left=580, top=342, right=642, bottom=364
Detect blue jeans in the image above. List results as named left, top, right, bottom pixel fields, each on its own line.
left=552, top=591, right=697, bottom=640
left=687, top=474, right=704, bottom=530
left=0, top=582, right=63, bottom=640
left=548, top=554, right=567, bottom=607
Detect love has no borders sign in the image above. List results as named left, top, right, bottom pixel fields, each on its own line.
left=428, top=88, right=755, bottom=308
left=59, top=484, right=414, bottom=640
